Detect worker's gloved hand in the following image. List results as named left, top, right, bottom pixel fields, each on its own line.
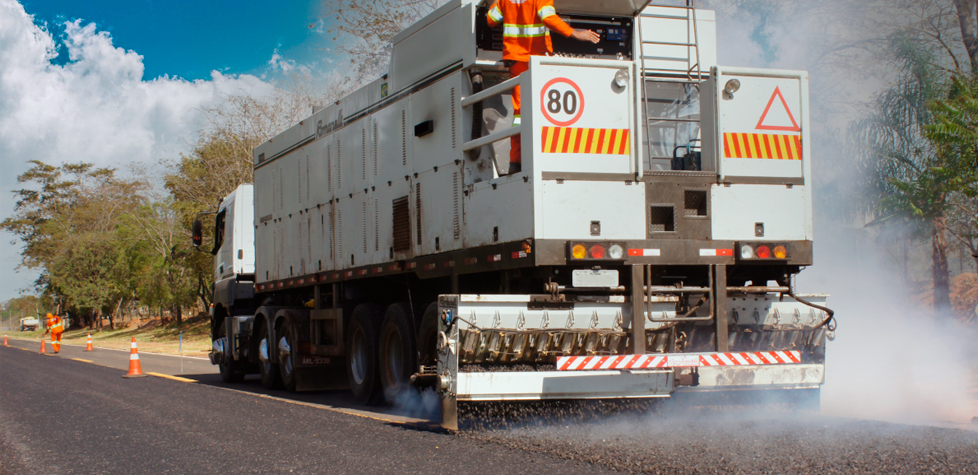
left=571, top=29, right=600, bottom=44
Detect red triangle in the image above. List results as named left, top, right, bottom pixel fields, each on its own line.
left=755, top=86, right=800, bottom=132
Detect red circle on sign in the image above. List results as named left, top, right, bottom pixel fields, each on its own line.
left=540, top=77, right=585, bottom=127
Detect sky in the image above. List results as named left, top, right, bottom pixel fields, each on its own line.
left=0, top=0, right=336, bottom=302
left=0, top=0, right=888, bottom=303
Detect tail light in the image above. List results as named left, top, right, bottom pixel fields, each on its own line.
left=569, top=242, right=626, bottom=260
left=738, top=242, right=789, bottom=261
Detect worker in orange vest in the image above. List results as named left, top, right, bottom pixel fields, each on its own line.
left=487, top=0, right=599, bottom=174
left=43, top=313, right=63, bottom=353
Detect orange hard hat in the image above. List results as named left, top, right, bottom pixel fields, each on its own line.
left=46, top=313, right=53, bottom=318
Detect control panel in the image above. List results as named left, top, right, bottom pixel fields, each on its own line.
left=476, top=8, right=633, bottom=60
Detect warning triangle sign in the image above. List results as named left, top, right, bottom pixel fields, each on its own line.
left=755, top=86, right=800, bottom=132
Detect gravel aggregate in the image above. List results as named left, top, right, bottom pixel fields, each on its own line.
left=459, top=402, right=978, bottom=474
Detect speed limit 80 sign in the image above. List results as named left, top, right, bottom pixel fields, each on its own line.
left=540, top=77, right=584, bottom=126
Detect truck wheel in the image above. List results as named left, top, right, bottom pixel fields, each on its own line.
left=346, top=304, right=383, bottom=405
left=417, top=303, right=440, bottom=367
left=258, top=321, right=282, bottom=389
left=379, top=303, right=418, bottom=406
left=278, top=320, right=297, bottom=391
left=218, top=321, right=244, bottom=383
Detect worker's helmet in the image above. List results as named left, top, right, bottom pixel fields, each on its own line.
left=46, top=313, right=53, bottom=318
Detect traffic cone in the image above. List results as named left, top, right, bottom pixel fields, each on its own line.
left=39, top=339, right=46, bottom=353
left=3, top=335, right=7, bottom=346
left=84, top=334, right=94, bottom=352
left=122, top=337, right=146, bottom=378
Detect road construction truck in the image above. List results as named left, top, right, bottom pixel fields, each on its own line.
left=194, top=0, right=835, bottom=430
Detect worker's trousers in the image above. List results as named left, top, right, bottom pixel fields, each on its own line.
left=509, top=61, right=529, bottom=166
left=51, top=330, right=62, bottom=353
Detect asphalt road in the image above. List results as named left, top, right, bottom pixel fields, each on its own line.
left=3, top=338, right=977, bottom=474
left=0, top=344, right=614, bottom=475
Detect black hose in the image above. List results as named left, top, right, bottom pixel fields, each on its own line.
left=786, top=291, right=836, bottom=331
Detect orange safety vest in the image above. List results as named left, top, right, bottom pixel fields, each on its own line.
left=487, top=0, right=575, bottom=62
left=47, top=316, right=62, bottom=332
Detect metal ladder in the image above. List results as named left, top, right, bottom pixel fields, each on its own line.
left=636, top=1, right=704, bottom=169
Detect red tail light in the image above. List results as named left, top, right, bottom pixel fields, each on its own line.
left=589, top=244, right=605, bottom=259
left=756, top=245, right=771, bottom=259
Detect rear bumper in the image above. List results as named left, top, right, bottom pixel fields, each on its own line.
left=456, top=369, right=674, bottom=401
left=687, top=363, right=824, bottom=391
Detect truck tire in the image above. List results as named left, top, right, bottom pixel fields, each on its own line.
left=258, top=321, right=282, bottom=389
left=346, top=304, right=383, bottom=405
left=218, top=321, right=244, bottom=383
left=379, top=302, right=418, bottom=406
left=417, top=303, right=440, bottom=367
left=278, top=320, right=297, bottom=391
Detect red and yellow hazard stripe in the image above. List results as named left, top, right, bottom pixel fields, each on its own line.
left=541, top=126, right=630, bottom=155
left=724, top=132, right=802, bottom=160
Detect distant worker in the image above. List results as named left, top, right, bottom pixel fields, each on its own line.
left=43, top=312, right=63, bottom=353
left=487, top=0, right=600, bottom=174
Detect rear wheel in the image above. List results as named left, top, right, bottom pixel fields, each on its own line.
left=258, top=321, right=282, bottom=389
left=217, top=320, right=244, bottom=383
left=278, top=320, right=297, bottom=391
left=379, top=303, right=418, bottom=406
left=346, top=304, right=383, bottom=405
left=417, top=303, right=440, bottom=367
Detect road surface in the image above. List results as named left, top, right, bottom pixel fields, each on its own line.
left=2, top=338, right=977, bottom=474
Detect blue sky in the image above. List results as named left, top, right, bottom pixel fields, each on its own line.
left=20, top=0, right=332, bottom=80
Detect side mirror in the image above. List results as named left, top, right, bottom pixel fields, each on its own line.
left=192, top=219, right=203, bottom=248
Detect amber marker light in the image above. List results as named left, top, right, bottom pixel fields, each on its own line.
left=572, top=244, right=587, bottom=259
left=773, top=245, right=788, bottom=259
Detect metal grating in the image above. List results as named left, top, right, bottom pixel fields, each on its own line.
left=307, top=217, right=312, bottom=266
left=649, top=205, right=675, bottom=232
left=374, top=199, right=379, bottom=252
left=337, top=210, right=343, bottom=265
left=361, top=129, right=367, bottom=181
left=392, top=196, right=410, bottom=251
left=326, top=144, right=331, bottom=191
left=401, top=110, right=407, bottom=166
left=362, top=201, right=368, bottom=254
left=337, top=139, right=342, bottom=189
left=684, top=190, right=707, bottom=217
left=373, top=120, right=379, bottom=176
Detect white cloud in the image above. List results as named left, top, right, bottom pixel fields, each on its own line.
left=268, top=49, right=297, bottom=73
left=0, top=0, right=278, bottom=301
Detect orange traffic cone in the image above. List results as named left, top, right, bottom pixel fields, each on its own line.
left=123, top=337, right=146, bottom=378
left=84, top=334, right=94, bottom=351
left=39, top=339, right=46, bottom=353
left=3, top=334, right=7, bottom=346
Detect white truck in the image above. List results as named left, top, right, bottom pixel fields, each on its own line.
left=194, top=1, right=834, bottom=430
left=19, top=316, right=39, bottom=332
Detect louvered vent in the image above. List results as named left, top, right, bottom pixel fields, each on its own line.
left=452, top=171, right=460, bottom=239
left=326, top=144, right=332, bottom=192
left=361, top=128, right=367, bottom=181
left=373, top=120, right=379, bottom=177
left=401, top=110, right=407, bottom=166
left=337, top=139, right=342, bottom=189
left=326, top=212, right=333, bottom=261
left=337, top=210, right=343, bottom=265
left=297, top=158, right=303, bottom=205
left=279, top=166, right=284, bottom=210
left=451, top=87, right=457, bottom=149
left=374, top=199, right=380, bottom=252
left=415, top=183, right=422, bottom=246
left=307, top=216, right=312, bottom=265
left=272, top=169, right=277, bottom=212
left=392, top=196, right=410, bottom=252
left=306, top=157, right=310, bottom=202
left=362, top=201, right=368, bottom=254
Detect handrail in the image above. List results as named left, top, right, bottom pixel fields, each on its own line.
left=462, top=126, right=521, bottom=152
left=460, top=75, right=521, bottom=108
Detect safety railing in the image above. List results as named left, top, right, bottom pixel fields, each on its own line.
left=460, top=75, right=523, bottom=153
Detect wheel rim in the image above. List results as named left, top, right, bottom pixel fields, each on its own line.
left=279, top=335, right=293, bottom=380
left=384, top=329, right=404, bottom=387
left=351, top=327, right=367, bottom=385
left=259, top=335, right=270, bottom=370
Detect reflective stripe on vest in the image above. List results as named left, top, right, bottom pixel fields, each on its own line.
left=502, top=23, right=548, bottom=38
left=538, top=5, right=556, bottom=18
left=488, top=5, right=504, bottom=23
